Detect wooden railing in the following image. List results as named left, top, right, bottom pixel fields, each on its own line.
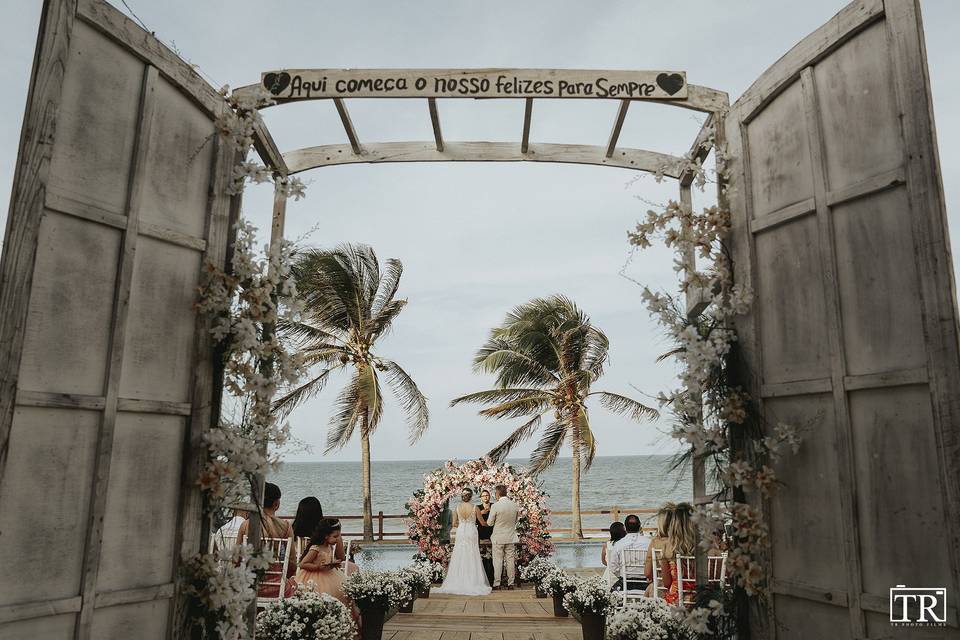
left=282, top=506, right=661, bottom=541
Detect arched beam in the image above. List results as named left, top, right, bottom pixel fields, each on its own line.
left=282, top=141, right=685, bottom=177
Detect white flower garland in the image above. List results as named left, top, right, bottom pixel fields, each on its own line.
left=180, top=87, right=309, bottom=640
left=628, top=120, right=802, bottom=628
left=256, top=591, right=356, bottom=640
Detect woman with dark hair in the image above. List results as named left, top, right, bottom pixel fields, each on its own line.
left=292, top=496, right=323, bottom=539
left=601, top=521, right=627, bottom=587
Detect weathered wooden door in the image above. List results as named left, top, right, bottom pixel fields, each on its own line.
left=726, top=0, right=960, bottom=638
left=0, top=1, right=235, bottom=638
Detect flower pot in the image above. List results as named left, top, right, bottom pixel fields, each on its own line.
left=418, top=586, right=431, bottom=599
left=551, top=594, right=569, bottom=617
left=398, top=598, right=415, bottom=614
left=579, top=612, right=605, bottom=640
left=535, top=584, right=548, bottom=599
left=360, top=605, right=387, bottom=640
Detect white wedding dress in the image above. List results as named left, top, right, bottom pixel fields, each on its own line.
left=435, top=503, right=492, bottom=596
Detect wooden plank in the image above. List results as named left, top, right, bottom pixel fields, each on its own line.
left=843, top=367, right=927, bottom=391
left=75, top=64, right=159, bottom=640
left=771, top=578, right=849, bottom=608
left=680, top=112, right=717, bottom=187
left=252, top=117, right=288, bottom=176
left=116, top=398, right=193, bottom=416
left=15, top=390, right=106, bottom=411
left=738, top=0, right=884, bottom=122
left=886, top=0, right=960, bottom=602
left=93, top=582, right=175, bottom=609
left=800, top=66, right=866, bottom=638
left=760, top=377, right=832, bottom=398
left=283, top=141, right=685, bottom=177
left=605, top=99, right=630, bottom=158
left=825, top=166, right=905, bottom=207
left=521, top=98, right=533, bottom=154
left=428, top=98, right=443, bottom=152
left=45, top=189, right=128, bottom=229
left=333, top=97, right=362, bottom=154
left=750, top=197, right=817, bottom=234
left=0, top=596, right=82, bottom=625
left=0, top=0, right=76, bottom=507
left=77, top=0, right=223, bottom=117
left=137, top=221, right=207, bottom=251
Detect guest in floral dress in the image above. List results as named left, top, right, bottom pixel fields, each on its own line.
left=660, top=503, right=697, bottom=606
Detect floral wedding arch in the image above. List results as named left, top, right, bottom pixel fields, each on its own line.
left=406, top=459, right=554, bottom=566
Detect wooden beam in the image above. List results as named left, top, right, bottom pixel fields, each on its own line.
left=680, top=112, right=716, bottom=187
left=605, top=99, right=630, bottom=158
left=427, top=98, right=443, bottom=152
left=283, top=141, right=685, bottom=177
left=76, top=64, right=160, bottom=640
left=252, top=118, right=288, bottom=176
left=332, top=97, right=362, bottom=154
left=521, top=98, right=533, bottom=154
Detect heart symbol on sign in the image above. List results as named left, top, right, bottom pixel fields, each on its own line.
left=263, top=72, right=291, bottom=95
left=656, top=73, right=684, bottom=96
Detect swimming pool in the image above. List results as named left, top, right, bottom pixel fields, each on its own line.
left=351, top=540, right=605, bottom=571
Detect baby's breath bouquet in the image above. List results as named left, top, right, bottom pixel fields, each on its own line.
left=399, top=564, right=432, bottom=595
left=606, top=599, right=692, bottom=640
left=543, top=568, right=576, bottom=597
left=342, top=571, right=411, bottom=610
left=255, top=592, right=355, bottom=640
left=562, top=575, right=616, bottom=617
left=519, top=556, right=558, bottom=585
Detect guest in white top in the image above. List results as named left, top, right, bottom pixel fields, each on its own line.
left=608, top=514, right=651, bottom=591
left=601, top=521, right=627, bottom=587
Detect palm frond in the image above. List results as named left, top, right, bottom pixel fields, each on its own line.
left=472, top=341, right=559, bottom=388
left=367, top=298, right=408, bottom=340
left=356, top=364, right=383, bottom=435
left=572, top=407, right=597, bottom=470
left=276, top=318, right=345, bottom=345
left=591, top=391, right=659, bottom=422
left=450, top=388, right=550, bottom=407
left=380, top=358, right=429, bottom=444
left=478, top=395, right=552, bottom=420
left=272, top=368, right=336, bottom=416
left=487, top=413, right=545, bottom=463
left=371, top=258, right=403, bottom=318
left=528, top=421, right=568, bottom=475
left=325, top=372, right=365, bottom=452
left=656, top=348, right=684, bottom=363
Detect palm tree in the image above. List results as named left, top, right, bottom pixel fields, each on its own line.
left=451, top=295, right=658, bottom=538
left=274, top=244, right=428, bottom=541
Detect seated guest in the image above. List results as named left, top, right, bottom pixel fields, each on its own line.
left=645, top=503, right=675, bottom=596
left=236, top=482, right=296, bottom=599
left=608, top=514, right=650, bottom=592
left=297, top=519, right=361, bottom=627
left=212, top=509, right=247, bottom=551
left=661, top=502, right=697, bottom=606
left=601, top=522, right=627, bottom=587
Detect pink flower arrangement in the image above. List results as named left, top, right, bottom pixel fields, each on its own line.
left=406, top=459, right=554, bottom=566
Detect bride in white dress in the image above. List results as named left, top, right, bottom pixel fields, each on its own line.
left=435, top=489, right=492, bottom=596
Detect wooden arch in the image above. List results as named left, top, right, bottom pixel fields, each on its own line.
left=232, top=69, right=729, bottom=181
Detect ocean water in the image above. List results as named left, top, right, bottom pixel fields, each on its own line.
left=269, top=455, right=691, bottom=536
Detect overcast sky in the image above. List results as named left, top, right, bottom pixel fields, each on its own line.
left=2, top=1, right=958, bottom=462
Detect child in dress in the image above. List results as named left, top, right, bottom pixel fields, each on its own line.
left=296, top=518, right=361, bottom=629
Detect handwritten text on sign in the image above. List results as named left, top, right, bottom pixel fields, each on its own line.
left=261, top=69, right=687, bottom=100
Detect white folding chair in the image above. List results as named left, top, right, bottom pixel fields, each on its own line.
left=651, top=547, right=666, bottom=600
left=676, top=555, right=697, bottom=608
left=707, top=552, right=728, bottom=587
left=256, top=537, right=294, bottom=609
left=619, top=548, right=648, bottom=606
left=341, top=539, right=353, bottom=577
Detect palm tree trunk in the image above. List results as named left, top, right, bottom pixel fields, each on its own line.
left=361, top=414, right=374, bottom=542
left=571, top=438, right=583, bottom=538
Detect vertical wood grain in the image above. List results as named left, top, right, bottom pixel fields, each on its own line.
left=75, top=64, right=159, bottom=640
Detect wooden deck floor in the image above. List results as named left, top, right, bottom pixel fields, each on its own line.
left=383, top=577, right=596, bottom=640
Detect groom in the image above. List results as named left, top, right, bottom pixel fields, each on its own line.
left=486, top=484, right=519, bottom=590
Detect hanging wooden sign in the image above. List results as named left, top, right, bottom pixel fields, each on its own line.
left=259, top=68, right=687, bottom=101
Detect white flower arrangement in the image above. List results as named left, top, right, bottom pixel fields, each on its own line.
left=399, top=563, right=432, bottom=595
left=342, top=571, right=411, bottom=610
left=606, top=598, right=691, bottom=640
left=519, top=556, right=558, bottom=585
left=561, top=575, right=616, bottom=617
left=256, top=591, right=355, bottom=640
left=412, top=556, right=446, bottom=583
left=542, top=568, right=576, bottom=597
